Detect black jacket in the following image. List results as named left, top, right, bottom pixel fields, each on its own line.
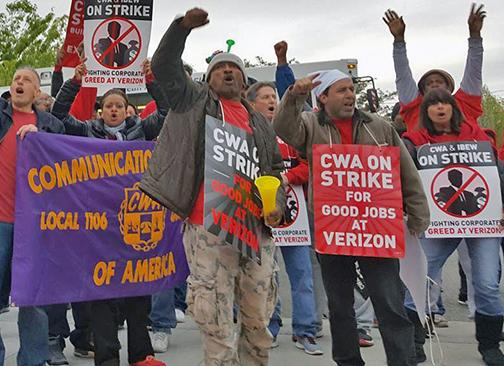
left=51, top=79, right=167, bottom=141
left=139, top=18, right=286, bottom=219
left=0, top=98, right=64, bottom=141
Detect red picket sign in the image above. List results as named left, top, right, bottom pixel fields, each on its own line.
left=61, top=0, right=85, bottom=67
left=312, top=144, right=405, bottom=258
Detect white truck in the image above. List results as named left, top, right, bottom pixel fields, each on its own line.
left=1, top=59, right=384, bottom=112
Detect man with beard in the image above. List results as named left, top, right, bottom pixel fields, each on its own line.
left=140, top=8, right=285, bottom=366
left=273, top=69, right=429, bottom=366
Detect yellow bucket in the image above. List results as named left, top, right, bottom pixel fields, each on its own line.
left=254, top=176, right=281, bottom=216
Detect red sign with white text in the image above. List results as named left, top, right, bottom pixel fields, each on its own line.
left=312, top=144, right=405, bottom=258
left=61, top=0, right=85, bottom=67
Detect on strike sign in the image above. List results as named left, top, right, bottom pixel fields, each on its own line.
left=313, top=144, right=405, bottom=258
left=83, top=0, right=153, bottom=88
left=203, top=116, right=263, bottom=264
left=417, top=141, right=504, bottom=238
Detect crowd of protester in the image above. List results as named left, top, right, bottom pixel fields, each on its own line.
left=1, top=3, right=504, bottom=366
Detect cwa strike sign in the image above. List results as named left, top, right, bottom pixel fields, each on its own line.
left=416, top=141, right=504, bottom=238
left=312, top=144, right=405, bottom=258
left=203, top=115, right=264, bottom=263
left=83, top=0, right=153, bottom=88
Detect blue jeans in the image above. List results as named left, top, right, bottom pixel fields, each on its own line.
left=0, top=269, right=10, bottom=308
left=18, top=307, right=49, bottom=366
left=405, top=237, right=503, bottom=317
left=354, top=290, right=374, bottom=331
left=435, top=290, right=446, bottom=316
left=268, top=272, right=282, bottom=337
left=0, top=221, right=11, bottom=366
left=0, top=329, right=4, bottom=366
left=149, top=288, right=176, bottom=333
left=268, top=245, right=318, bottom=338
left=0, top=222, right=48, bottom=366
left=0, top=223, right=13, bottom=310
left=174, top=282, right=187, bottom=312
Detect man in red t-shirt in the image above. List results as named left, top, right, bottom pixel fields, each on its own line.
left=0, top=67, right=64, bottom=366
left=140, top=8, right=286, bottom=365
left=274, top=69, right=429, bottom=366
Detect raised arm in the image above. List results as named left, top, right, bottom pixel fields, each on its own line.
left=384, top=10, right=419, bottom=104
left=273, top=74, right=321, bottom=152
left=274, top=41, right=295, bottom=99
left=460, top=4, right=486, bottom=95
left=151, top=8, right=208, bottom=112
left=51, top=47, right=65, bottom=98
left=142, top=82, right=167, bottom=141
left=143, top=59, right=170, bottom=114
left=141, top=59, right=169, bottom=140
left=51, top=62, right=90, bottom=136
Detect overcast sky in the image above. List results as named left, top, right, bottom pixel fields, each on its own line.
left=8, top=0, right=504, bottom=96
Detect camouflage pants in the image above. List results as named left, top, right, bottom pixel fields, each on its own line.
left=183, top=224, right=278, bottom=366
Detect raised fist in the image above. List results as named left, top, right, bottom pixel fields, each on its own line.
left=180, top=8, right=209, bottom=30
left=274, top=41, right=288, bottom=65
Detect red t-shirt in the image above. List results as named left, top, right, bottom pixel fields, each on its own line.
left=332, top=118, right=353, bottom=144
left=189, top=98, right=251, bottom=225
left=276, top=137, right=309, bottom=185
left=0, top=109, right=37, bottom=223
left=400, top=89, right=482, bottom=131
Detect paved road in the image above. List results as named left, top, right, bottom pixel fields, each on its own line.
left=277, top=246, right=498, bottom=322
left=3, top=244, right=503, bottom=365
left=0, top=308, right=489, bottom=366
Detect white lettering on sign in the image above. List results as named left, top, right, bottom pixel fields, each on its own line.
left=323, top=231, right=397, bottom=249
left=212, top=127, right=260, bottom=180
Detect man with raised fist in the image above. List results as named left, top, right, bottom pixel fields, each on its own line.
left=141, top=8, right=285, bottom=366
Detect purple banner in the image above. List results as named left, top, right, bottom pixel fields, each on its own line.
left=12, top=133, right=189, bottom=306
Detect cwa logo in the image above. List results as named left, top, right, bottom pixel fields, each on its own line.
left=118, top=182, right=166, bottom=252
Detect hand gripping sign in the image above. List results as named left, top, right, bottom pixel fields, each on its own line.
left=416, top=141, right=504, bottom=238
left=312, top=144, right=405, bottom=258
left=83, top=0, right=153, bottom=88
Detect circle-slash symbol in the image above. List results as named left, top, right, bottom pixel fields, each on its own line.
left=92, top=17, right=142, bottom=69
left=280, top=185, right=300, bottom=228
left=431, top=165, right=489, bottom=218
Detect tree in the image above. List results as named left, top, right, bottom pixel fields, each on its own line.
left=0, top=0, right=67, bottom=86
left=354, top=80, right=397, bottom=119
left=478, top=86, right=504, bottom=146
left=243, top=56, right=299, bottom=68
